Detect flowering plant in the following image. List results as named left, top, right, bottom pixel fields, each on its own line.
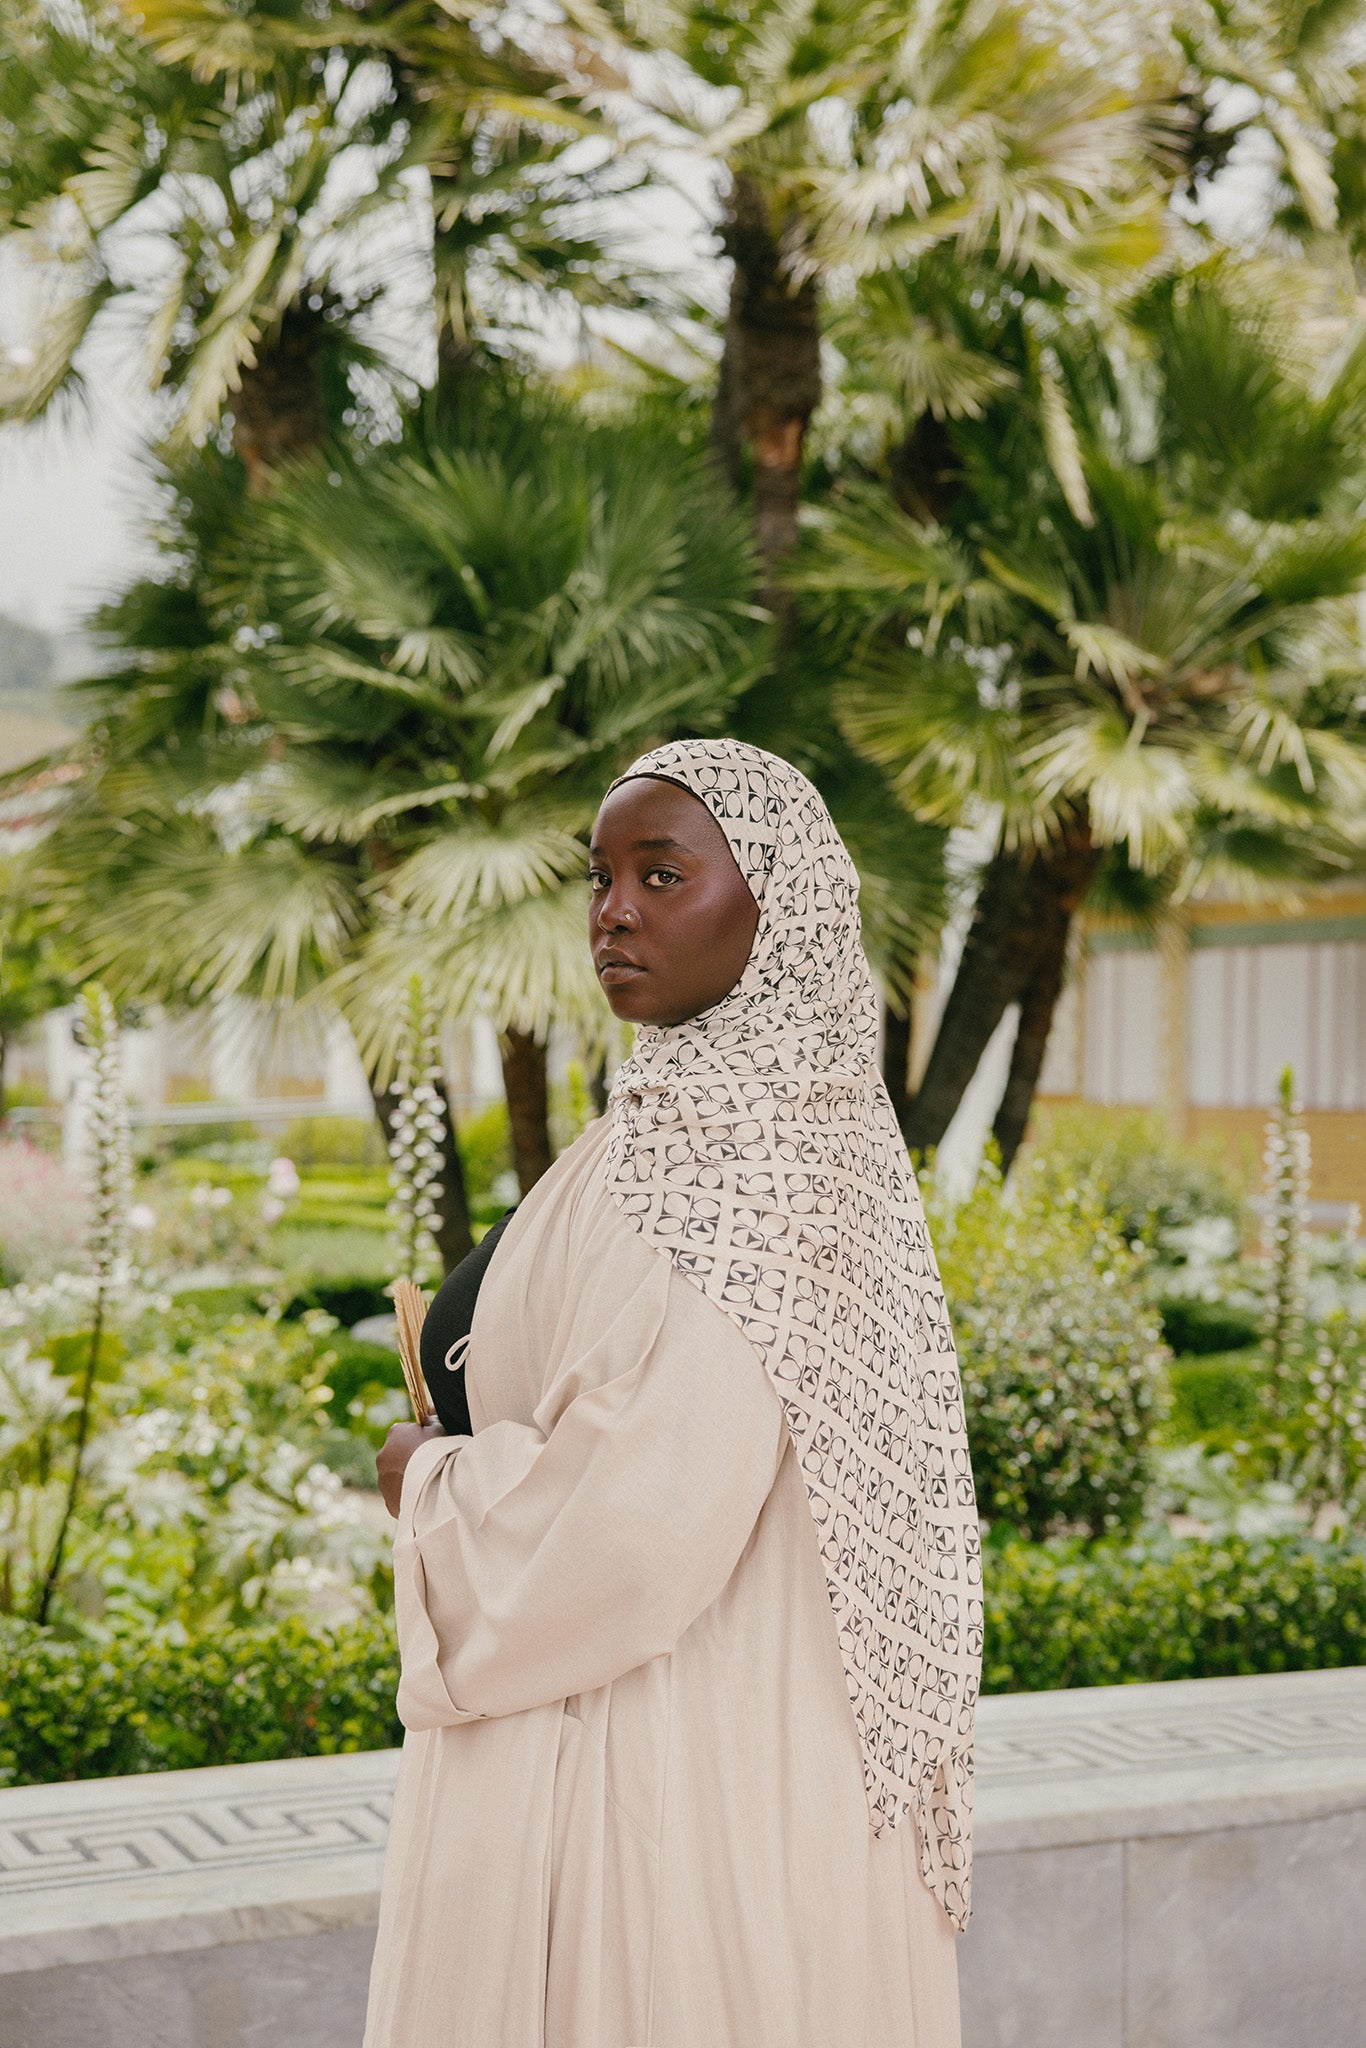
left=0, top=1284, right=389, bottom=1626
left=383, top=977, right=445, bottom=1287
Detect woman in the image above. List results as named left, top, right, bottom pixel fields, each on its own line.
left=367, top=738, right=982, bottom=2048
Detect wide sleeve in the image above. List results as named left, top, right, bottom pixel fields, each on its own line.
left=392, top=1251, right=788, bottom=1729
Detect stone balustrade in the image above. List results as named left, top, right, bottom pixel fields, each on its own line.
left=2, top=1665, right=1364, bottom=2047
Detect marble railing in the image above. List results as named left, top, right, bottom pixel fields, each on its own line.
left=2, top=1666, right=1364, bottom=2048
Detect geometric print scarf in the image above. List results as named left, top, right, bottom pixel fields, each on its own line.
left=602, top=738, right=982, bottom=1929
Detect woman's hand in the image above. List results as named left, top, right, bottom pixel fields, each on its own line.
left=378, top=1417, right=445, bottom=1518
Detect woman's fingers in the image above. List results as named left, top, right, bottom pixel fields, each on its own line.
left=378, top=1418, right=445, bottom=1517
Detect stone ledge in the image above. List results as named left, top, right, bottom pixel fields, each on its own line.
left=4, top=1664, right=1365, bottom=2039
left=0, top=1751, right=392, bottom=1976
left=974, top=1664, right=1366, bottom=1853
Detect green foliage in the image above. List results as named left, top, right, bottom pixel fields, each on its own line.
left=34, top=387, right=762, bottom=1076
left=930, top=1155, right=1169, bottom=1537
left=279, top=1116, right=386, bottom=1170
left=7, top=1535, right=1366, bottom=1781
left=1160, top=1297, right=1262, bottom=1357
left=0, top=1616, right=402, bottom=1786
left=0, top=1286, right=389, bottom=1628
left=816, top=268, right=1366, bottom=897
left=459, top=1102, right=516, bottom=1222
left=0, top=881, right=73, bottom=1059
left=317, top=1327, right=403, bottom=1409
left=282, top=1280, right=392, bottom=1329
left=1031, top=1107, right=1245, bottom=1251
left=139, top=1173, right=275, bottom=1275
left=269, top=1225, right=390, bottom=1281
left=1166, top=1354, right=1267, bottom=1448
left=982, top=1537, right=1366, bottom=1694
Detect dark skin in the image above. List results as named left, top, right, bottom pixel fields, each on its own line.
left=377, top=775, right=761, bottom=1515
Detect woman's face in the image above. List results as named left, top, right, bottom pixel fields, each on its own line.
left=588, top=776, right=760, bottom=1026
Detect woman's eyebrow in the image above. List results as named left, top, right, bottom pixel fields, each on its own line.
left=588, top=835, right=691, bottom=856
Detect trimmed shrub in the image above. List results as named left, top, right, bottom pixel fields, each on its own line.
left=1160, top=1295, right=1262, bottom=1357
left=6, top=1540, right=1365, bottom=1785
left=1025, top=1105, right=1244, bottom=1248
left=982, top=1536, right=1366, bottom=1693
left=1166, top=1354, right=1266, bottom=1445
left=0, top=1617, right=402, bottom=1786
left=283, top=1278, right=393, bottom=1327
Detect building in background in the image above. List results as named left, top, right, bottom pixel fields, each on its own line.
left=1037, top=882, right=1366, bottom=1209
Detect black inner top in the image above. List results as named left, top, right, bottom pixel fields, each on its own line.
left=418, top=1207, right=516, bottom=1435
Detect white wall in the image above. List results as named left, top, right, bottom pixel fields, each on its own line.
left=1081, top=949, right=1160, bottom=1105
left=1188, top=939, right=1366, bottom=1111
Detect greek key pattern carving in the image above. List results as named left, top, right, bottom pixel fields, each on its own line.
left=0, top=1778, right=395, bottom=1896
left=980, top=1695, right=1366, bottom=1785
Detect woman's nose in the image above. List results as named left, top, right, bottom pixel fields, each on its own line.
left=599, top=890, right=641, bottom=932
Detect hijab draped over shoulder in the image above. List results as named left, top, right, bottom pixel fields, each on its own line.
left=602, top=738, right=982, bottom=1930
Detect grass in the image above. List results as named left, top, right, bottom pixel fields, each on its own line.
left=270, top=1224, right=390, bottom=1280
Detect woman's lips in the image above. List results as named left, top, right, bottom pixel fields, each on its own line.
left=597, top=959, right=645, bottom=984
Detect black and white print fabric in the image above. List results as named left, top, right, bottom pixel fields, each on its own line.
left=602, top=738, right=982, bottom=1930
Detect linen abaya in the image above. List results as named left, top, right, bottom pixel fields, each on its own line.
left=363, top=1116, right=962, bottom=2048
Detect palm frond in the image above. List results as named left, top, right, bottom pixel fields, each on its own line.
left=377, top=819, right=590, bottom=925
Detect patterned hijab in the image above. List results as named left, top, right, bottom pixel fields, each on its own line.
left=602, top=738, right=982, bottom=1929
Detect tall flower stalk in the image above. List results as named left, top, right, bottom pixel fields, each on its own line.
left=385, top=978, right=446, bottom=1290
left=1261, top=1066, right=1311, bottom=1438
left=34, top=983, right=133, bottom=1623
left=1299, top=1310, right=1366, bottom=1524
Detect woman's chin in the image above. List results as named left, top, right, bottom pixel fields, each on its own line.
left=605, top=988, right=657, bottom=1023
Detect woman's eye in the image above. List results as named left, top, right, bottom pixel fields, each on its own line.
left=587, top=870, right=608, bottom=892
left=645, top=868, right=683, bottom=887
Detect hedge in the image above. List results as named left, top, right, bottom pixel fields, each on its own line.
left=981, top=1536, right=1366, bottom=1693
left=4, top=1538, right=1365, bottom=1787
left=1165, top=1353, right=1266, bottom=1444
left=0, top=1617, right=402, bottom=1787
left=1159, top=1295, right=1262, bottom=1357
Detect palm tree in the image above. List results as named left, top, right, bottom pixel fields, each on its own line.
left=806, top=266, right=1366, bottom=1167
left=1174, top=0, right=1366, bottom=244
left=0, top=0, right=637, bottom=483
left=0, top=0, right=399, bottom=475
left=572, top=0, right=1168, bottom=602
left=30, top=383, right=763, bottom=1249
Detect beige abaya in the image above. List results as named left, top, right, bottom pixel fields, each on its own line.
left=364, top=1116, right=961, bottom=2048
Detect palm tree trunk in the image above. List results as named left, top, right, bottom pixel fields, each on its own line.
left=903, top=854, right=1037, bottom=1156
left=882, top=1000, right=914, bottom=1140
left=232, top=306, right=329, bottom=493
left=905, top=821, right=1099, bottom=1158
left=371, top=1075, right=474, bottom=1273
left=991, top=913, right=1073, bottom=1174
left=716, top=171, right=822, bottom=620
left=500, top=1028, right=554, bottom=1194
